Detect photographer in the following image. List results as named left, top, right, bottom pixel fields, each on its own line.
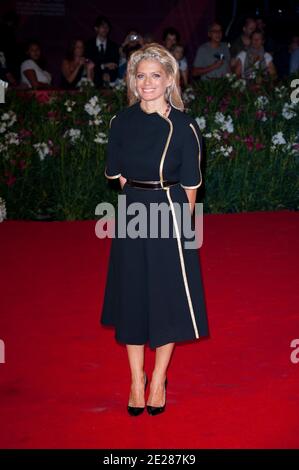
left=192, top=22, right=230, bottom=80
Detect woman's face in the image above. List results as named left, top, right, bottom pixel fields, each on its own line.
left=135, top=59, right=172, bottom=102
left=251, top=33, right=263, bottom=49
left=74, top=40, right=84, bottom=57
left=28, top=44, right=41, bottom=61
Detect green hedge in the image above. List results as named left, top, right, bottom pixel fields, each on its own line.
left=0, top=75, right=298, bottom=220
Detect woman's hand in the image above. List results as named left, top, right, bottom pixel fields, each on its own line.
left=184, top=188, right=197, bottom=215
left=119, top=175, right=127, bottom=190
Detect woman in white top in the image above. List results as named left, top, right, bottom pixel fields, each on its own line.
left=235, top=31, right=276, bottom=80
left=20, top=41, right=52, bottom=89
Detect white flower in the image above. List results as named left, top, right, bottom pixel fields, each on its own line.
left=0, top=197, right=7, bottom=222
left=220, top=145, right=233, bottom=157
left=1, top=113, right=10, bottom=121
left=212, top=130, right=221, bottom=141
left=182, top=87, right=195, bottom=103
left=84, top=95, right=102, bottom=117
left=274, top=85, right=287, bottom=98
left=255, top=96, right=269, bottom=109
left=5, top=132, right=19, bottom=145
left=0, top=123, right=6, bottom=133
left=94, top=132, right=108, bottom=144
left=215, top=112, right=225, bottom=124
left=204, top=132, right=212, bottom=138
left=231, top=78, right=246, bottom=91
left=33, top=142, right=52, bottom=160
left=282, top=102, right=297, bottom=120
left=110, top=78, right=126, bottom=90
left=1, top=110, right=17, bottom=128
left=215, top=112, right=234, bottom=133
left=77, top=77, right=94, bottom=89
left=195, top=116, right=206, bottom=130
left=64, top=100, right=76, bottom=112
left=63, top=128, right=81, bottom=142
left=225, top=72, right=235, bottom=82
left=272, top=132, right=286, bottom=146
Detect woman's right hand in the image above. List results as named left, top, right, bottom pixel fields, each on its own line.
left=119, top=175, right=127, bottom=189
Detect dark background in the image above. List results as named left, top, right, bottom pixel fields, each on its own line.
left=0, top=0, right=298, bottom=85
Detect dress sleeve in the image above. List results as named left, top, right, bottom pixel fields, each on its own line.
left=104, top=113, right=122, bottom=179
left=179, top=119, right=203, bottom=189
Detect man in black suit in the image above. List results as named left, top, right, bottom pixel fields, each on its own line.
left=85, top=15, right=119, bottom=88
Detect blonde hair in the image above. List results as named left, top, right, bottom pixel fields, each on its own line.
left=126, top=42, right=185, bottom=112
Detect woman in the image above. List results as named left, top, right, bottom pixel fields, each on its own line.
left=61, top=39, right=94, bottom=89
left=100, top=43, right=209, bottom=416
left=20, top=41, right=52, bottom=89
left=235, top=30, right=276, bottom=80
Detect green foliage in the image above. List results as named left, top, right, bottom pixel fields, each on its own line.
left=0, top=75, right=298, bottom=220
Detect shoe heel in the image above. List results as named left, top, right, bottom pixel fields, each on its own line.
left=127, top=372, right=147, bottom=416
left=146, top=377, right=167, bottom=416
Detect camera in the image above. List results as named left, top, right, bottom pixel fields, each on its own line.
left=129, top=34, right=139, bottom=41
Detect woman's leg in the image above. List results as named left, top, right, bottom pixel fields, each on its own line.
left=147, top=342, right=175, bottom=406
left=126, top=344, right=146, bottom=406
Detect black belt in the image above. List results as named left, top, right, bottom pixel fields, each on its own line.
left=125, top=179, right=179, bottom=190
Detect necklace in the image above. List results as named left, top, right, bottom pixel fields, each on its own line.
left=162, top=102, right=171, bottom=117
left=140, top=101, right=171, bottom=117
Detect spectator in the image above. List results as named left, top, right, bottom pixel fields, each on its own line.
left=235, top=31, right=276, bottom=80
left=230, top=17, right=256, bottom=68
left=162, top=27, right=180, bottom=51
left=170, top=43, right=188, bottom=88
left=20, top=40, right=52, bottom=89
left=85, top=15, right=119, bottom=88
left=61, top=39, right=94, bottom=89
left=192, top=22, right=230, bottom=80
left=118, top=30, right=144, bottom=79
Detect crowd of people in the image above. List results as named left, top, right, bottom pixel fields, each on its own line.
left=0, top=13, right=298, bottom=92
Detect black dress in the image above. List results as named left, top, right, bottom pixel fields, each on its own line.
left=100, top=101, right=209, bottom=349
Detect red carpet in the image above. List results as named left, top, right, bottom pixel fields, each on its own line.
left=0, top=211, right=298, bottom=448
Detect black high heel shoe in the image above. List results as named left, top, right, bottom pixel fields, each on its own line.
left=127, top=372, right=148, bottom=416
left=146, top=377, right=168, bottom=416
